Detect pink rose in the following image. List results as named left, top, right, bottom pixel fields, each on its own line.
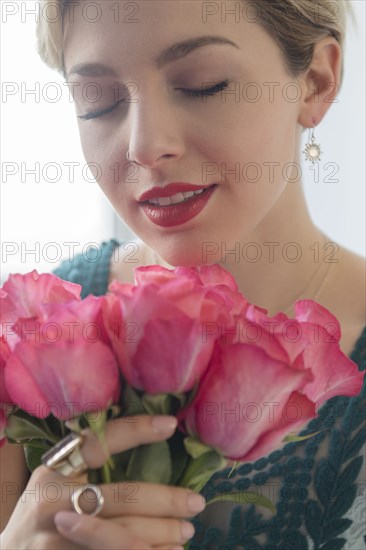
left=12, top=294, right=111, bottom=348
left=105, top=264, right=245, bottom=393
left=179, top=301, right=364, bottom=462
left=0, top=338, right=14, bottom=448
left=293, top=300, right=364, bottom=404
left=237, top=300, right=363, bottom=404
left=178, top=341, right=317, bottom=461
left=5, top=339, right=120, bottom=420
left=4, top=295, right=120, bottom=420
left=0, top=336, right=12, bottom=404
left=1, top=270, right=81, bottom=350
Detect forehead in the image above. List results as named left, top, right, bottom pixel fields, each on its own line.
left=62, top=0, right=284, bottom=81
left=63, top=0, right=221, bottom=49
left=63, top=1, right=260, bottom=68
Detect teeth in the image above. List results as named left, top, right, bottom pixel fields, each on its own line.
left=147, top=187, right=207, bottom=206
left=170, top=192, right=185, bottom=204
left=157, top=197, right=171, bottom=206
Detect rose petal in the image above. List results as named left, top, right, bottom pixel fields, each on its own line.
left=5, top=339, right=120, bottom=420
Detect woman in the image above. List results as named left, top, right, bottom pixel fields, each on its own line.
left=1, top=0, right=365, bottom=548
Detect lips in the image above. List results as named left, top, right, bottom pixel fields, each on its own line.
left=138, top=183, right=215, bottom=202
left=139, top=184, right=217, bottom=228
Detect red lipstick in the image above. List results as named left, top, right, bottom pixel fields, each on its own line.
left=138, top=183, right=217, bottom=228
left=138, top=183, right=214, bottom=202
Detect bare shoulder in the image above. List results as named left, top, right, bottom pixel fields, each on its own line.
left=108, top=240, right=171, bottom=284
left=336, top=246, right=365, bottom=319
left=324, top=245, right=365, bottom=355
left=0, top=441, right=29, bottom=532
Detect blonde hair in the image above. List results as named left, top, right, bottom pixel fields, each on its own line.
left=37, top=0, right=352, bottom=79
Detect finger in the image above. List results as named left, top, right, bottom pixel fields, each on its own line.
left=110, top=515, right=195, bottom=546
left=54, top=511, right=153, bottom=549
left=23, top=465, right=88, bottom=523
left=80, top=415, right=178, bottom=469
left=54, top=511, right=193, bottom=549
left=87, top=481, right=206, bottom=520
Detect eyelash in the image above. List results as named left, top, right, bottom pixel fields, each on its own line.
left=78, top=80, right=230, bottom=121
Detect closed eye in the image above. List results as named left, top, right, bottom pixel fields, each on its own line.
left=179, top=80, right=230, bottom=97
left=77, top=80, right=230, bottom=121
left=78, top=98, right=125, bottom=121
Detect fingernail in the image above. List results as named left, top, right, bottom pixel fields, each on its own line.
left=187, top=492, right=206, bottom=514
left=54, top=511, right=80, bottom=532
left=151, top=415, right=178, bottom=434
left=181, top=520, right=195, bottom=542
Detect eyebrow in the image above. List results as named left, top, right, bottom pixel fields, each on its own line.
left=155, top=35, right=240, bottom=68
left=67, top=35, right=240, bottom=77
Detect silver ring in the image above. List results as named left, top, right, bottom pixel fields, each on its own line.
left=41, top=432, right=88, bottom=478
left=71, top=484, right=105, bottom=517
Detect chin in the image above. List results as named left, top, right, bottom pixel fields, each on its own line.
left=156, top=241, right=220, bottom=268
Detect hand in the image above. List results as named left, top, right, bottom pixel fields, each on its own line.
left=0, top=464, right=84, bottom=549
left=1, top=415, right=205, bottom=549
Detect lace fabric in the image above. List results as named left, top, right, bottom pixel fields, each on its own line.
left=53, top=239, right=366, bottom=550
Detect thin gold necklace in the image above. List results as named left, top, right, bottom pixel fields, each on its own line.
left=150, top=237, right=337, bottom=317
left=282, top=241, right=337, bottom=317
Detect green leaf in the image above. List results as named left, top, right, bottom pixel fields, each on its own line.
left=178, top=450, right=227, bottom=491
left=283, top=430, right=322, bottom=443
left=183, top=436, right=213, bottom=459
left=5, top=414, right=57, bottom=443
left=127, top=441, right=172, bottom=484
left=141, top=393, right=172, bottom=415
left=227, top=461, right=242, bottom=478
left=122, top=384, right=146, bottom=417
left=24, top=441, right=52, bottom=472
left=206, top=491, right=276, bottom=514
left=108, top=449, right=132, bottom=482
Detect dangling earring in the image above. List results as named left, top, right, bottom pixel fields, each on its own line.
left=303, top=118, right=322, bottom=164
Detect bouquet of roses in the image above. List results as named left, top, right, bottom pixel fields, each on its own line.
left=1, top=265, right=364, bottom=518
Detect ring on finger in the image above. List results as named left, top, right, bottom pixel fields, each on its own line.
left=71, top=484, right=105, bottom=517
left=41, top=432, right=88, bottom=477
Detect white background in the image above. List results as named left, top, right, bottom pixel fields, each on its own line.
left=1, top=0, right=365, bottom=283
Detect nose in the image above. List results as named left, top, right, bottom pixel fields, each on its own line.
left=126, top=89, right=185, bottom=168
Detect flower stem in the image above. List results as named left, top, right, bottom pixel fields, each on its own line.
left=102, top=461, right=112, bottom=484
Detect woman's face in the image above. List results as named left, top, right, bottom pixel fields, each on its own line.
left=63, top=0, right=305, bottom=266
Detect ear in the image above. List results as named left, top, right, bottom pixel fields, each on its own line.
left=298, top=37, right=342, bottom=128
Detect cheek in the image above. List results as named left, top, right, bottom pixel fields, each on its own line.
left=78, top=125, right=129, bottom=192
left=192, top=92, right=299, bottom=177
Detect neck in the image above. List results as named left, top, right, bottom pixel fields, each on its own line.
left=150, top=180, right=337, bottom=318
left=217, top=181, right=334, bottom=316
